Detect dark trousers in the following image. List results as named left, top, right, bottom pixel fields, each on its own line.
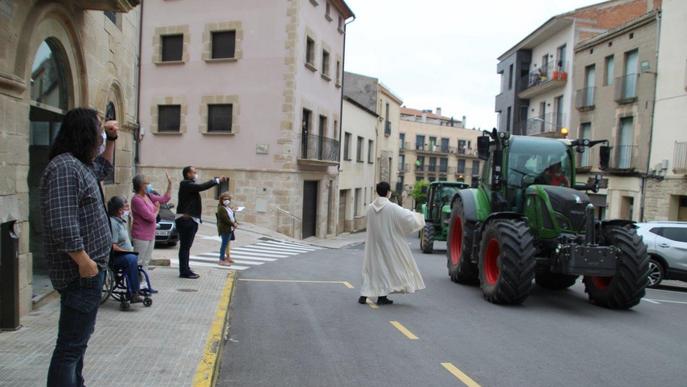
left=176, top=217, right=198, bottom=275
left=47, top=271, right=105, bottom=387
left=110, top=253, right=140, bottom=295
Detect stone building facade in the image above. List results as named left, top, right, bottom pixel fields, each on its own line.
left=137, top=0, right=353, bottom=239
left=0, top=0, right=140, bottom=318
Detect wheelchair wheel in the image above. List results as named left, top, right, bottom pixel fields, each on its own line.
left=101, top=269, right=115, bottom=305
left=143, top=297, right=153, bottom=307
left=120, top=300, right=130, bottom=311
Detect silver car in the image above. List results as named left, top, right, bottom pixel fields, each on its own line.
left=635, top=222, right=687, bottom=287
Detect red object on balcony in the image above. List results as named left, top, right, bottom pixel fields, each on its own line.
left=553, top=71, right=568, bottom=81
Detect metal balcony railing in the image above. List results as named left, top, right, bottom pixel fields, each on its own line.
left=674, top=141, right=687, bottom=174
left=525, top=112, right=566, bottom=135
left=576, top=148, right=594, bottom=170
left=615, top=74, right=639, bottom=103
left=438, top=165, right=449, bottom=174
left=300, top=134, right=339, bottom=162
left=415, top=164, right=425, bottom=173
left=399, top=141, right=408, bottom=152
left=575, top=87, right=596, bottom=110
left=415, top=143, right=425, bottom=151
left=398, top=163, right=409, bottom=173
left=526, top=60, right=568, bottom=88
left=428, top=165, right=438, bottom=173
left=609, top=144, right=638, bottom=170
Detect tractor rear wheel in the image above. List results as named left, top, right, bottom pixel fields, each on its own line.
left=535, top=271, right=578, bottom=290
left=447, top=199, right=478, bottom=284
left=420, top=223, right=434, bottom=254
left=583, top=226, right=649, bottom=309
left=478, top=219, right=536, bottom=305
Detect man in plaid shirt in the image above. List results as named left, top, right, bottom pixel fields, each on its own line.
left=41, top=108, right=118, bottom=387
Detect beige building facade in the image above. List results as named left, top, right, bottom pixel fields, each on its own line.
left=398, top=108, right=481, bottom=208
left=338, top=98, right=377, bottom=232
left=137, top=0, right=353, bottom=239
left=644, top=0, right=687, bottom=221
left=0, top=0, right=140, bottom=319
left=570, top=12, right=658, bottom=221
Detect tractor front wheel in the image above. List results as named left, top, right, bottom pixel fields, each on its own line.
left=447, top=199, right=478, bottom=284
left=478, top=219, right=536, bottom=305
left=535, top=271, right=578, bottom=290
left=583, top=226, right=649, bottom=309
left=420, top=223, right=434, bottom=254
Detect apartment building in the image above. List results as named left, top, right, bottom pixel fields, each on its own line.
left=496, top=0, right=661, bottom=137
left=644, top=0, right=687, bottom=221
left=398, top=108, right=481, bottom=208
left=570, top=11, right=659, bottom=221
left=138, top=0, right=353, bottom=239
left=0, top=0, right=140, bottom=318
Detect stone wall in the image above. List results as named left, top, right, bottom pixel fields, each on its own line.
left=644, top=177, right=687, bottom=220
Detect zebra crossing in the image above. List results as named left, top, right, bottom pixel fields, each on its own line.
left=170, top=239, right=323, bottom=271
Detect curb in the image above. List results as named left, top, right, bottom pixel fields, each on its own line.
left=192, top=270, right=237, bottom=387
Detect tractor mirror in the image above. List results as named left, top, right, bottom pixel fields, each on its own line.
left=477, top=136, right=490, bottom=160
left=599, top=145, right=611, bottom=170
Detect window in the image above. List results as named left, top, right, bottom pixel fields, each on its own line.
left=457, top=159, right=466, bottom=174
left=440, top=138, right=449, bottom=153
left=104, top=11, right=119, bottom=26
left=306, top=37, right=315, bottom=66
left=472, top=160, right=480, bottom=175
left=104, top=102, right=116, bottom=184
left=368, top=140, right=373, bottom=163
left=416, top=156, right=425, bottom=171
left=161, top=34, right=183, bottom=62
left=322, top=49, right=330, bottom=77
left=357, top=136, right=364, bottom=162
left=208, top=104, right=233, bottom=132
left=439, top=158, right=448, bottom=173
left=335, top=60, right=341, bottom=85
left=211, top=31, right=236, bottom=59
left=580, top=123, right=592, bottom=166
left=604, top=55, right=614, bottom=86
left=400, top=133, right=406, bottom=149
left=344, top=132, right=351, bottom=160
left=508, top=64, right=513, bottom=90
left=325, top=2, right=332, bottom=21
left=429, top=157, right=437, bottom=172
left=338, top=15, right=344, bottom=32
left=416, top=135, right=425, bottom=150
left=158, top=105, right=181, bottom=132
left=429, top=136, right=437, bottom=151
left=506, top=106, right=511, bottom=132
left=458, top=139, right=467, bottom=154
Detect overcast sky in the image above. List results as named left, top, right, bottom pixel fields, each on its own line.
left=343, top=0, right=602, bottom=130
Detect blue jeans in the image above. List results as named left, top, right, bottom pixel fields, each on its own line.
left=219, top=232, right=232, bottom=261
left=111, top=253, right=140, bottom=295
left=47, top=271, right=105, bottom=387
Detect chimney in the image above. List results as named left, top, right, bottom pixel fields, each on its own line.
left=436, top=107, right=442, bottom=116
left=462, top=115, right=466, bottom=128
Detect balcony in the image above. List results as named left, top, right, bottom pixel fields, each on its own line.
left=524, top=112, right=566, bottom=136
left=575, top=87, right=596, bottom=111
left=398, top=163, right=409, bottom=174
left=519, top=61, right=568, bottom=99
left=76, top=0, right=140, bottom=11
left=298, top=134, right=339, bottom=167
left=384, top=121, right=391, bottom=137
left=674, top=141, right=687, bottom=174
left=399, top=141, right=408, bottom=152
left=614, top=74, right=639, bottom=104
left=608, top=144, right=639, bottom=173
left=415, top=164, right=425, bottom=174
left=416, top=143, right=449, bottom=155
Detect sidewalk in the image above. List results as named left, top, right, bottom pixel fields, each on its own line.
left=0, top=222, right=365, bottom=387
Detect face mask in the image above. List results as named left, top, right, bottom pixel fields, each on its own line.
left=223, top=200, right=231, bottom=206
left=122, top=211, right=130, bottom=218
left=145, top=184, right=154, bottom=193
left=194, top=173, right=201, bottom=181
left=97, top=131, right=107, bottom=155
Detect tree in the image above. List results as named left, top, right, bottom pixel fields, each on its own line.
left=411, top=180, right=429, bottom=211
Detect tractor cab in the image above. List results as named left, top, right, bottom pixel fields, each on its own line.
left=419, top=181, right=470, bottom=253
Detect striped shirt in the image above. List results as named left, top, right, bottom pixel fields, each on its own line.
left=40, top=153, right=113, bottom=289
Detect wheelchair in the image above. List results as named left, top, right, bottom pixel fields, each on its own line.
left=101, top=264, right=154, bottom=310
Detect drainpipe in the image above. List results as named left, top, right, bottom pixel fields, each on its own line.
left=641, top=11, right=662, bottom=222
left=134, top=2, right=144, bottom=170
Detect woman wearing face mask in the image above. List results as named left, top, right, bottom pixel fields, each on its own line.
left=108, top=196, right=143, bottom=303
left=130, top=172, right=172, bottom=282
left=216, top=192, right=238, bottom=266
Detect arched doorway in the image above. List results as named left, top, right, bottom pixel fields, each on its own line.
left=28, top=39, right=71, bottom=298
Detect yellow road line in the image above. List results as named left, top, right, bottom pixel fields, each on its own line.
left=193, top=270, right=237, bottom=387
left=389, top=321, right=418, bottom=340
left=238, top=278, right=353, bottom=288
left=366, top=299, right=379, bottom=309
left=441, top=362, right=481, bottom=387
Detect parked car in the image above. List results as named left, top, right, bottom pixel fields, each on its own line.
left=155, top=203, right=179, bottom=247
left=635, top=222, right=687, bottom=287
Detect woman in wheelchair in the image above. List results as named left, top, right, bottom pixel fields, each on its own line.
left=108, top=196, right=146, bottom=304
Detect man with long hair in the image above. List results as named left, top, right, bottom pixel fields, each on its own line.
left=40, top=107, right=118, bottom=386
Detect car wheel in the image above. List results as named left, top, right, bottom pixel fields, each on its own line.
left=647, top=257, right=664, bottom=288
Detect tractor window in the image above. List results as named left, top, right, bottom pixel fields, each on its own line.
left=508, top=139, right=571, bottom=189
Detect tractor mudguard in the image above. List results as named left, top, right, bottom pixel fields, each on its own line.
left=479, top=212, right=527, bottom=232
left=601, top=219, right=636, bottom=229
left=452, top=190, right=478, bottom=222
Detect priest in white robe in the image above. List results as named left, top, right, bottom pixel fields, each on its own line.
left=359, top=182, right=426, bottom=305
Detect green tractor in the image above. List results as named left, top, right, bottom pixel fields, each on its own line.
left=447, top=129, right=649, bottom=309
left=419, top=181, right=469, bottom=253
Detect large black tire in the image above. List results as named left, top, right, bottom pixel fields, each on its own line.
left=647, top=257, right=665, bottom=288
left=535, top=271, right=578, bottom=290
left=478, top=219, right=536, bottom=305
left=446, top=199, right=479, bottom=284
left=420, top=223, right=434, bottom=254
left=583, top=226, right=649, bottom=309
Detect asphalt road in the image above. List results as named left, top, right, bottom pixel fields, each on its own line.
left=218, top=237, right=687, bottom=387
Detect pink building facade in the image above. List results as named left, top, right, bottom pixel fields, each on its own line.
left=138, top=0, right=353, bottom=238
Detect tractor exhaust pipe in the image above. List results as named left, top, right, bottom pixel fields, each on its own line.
left=585, top=204, right=595, bottom=244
